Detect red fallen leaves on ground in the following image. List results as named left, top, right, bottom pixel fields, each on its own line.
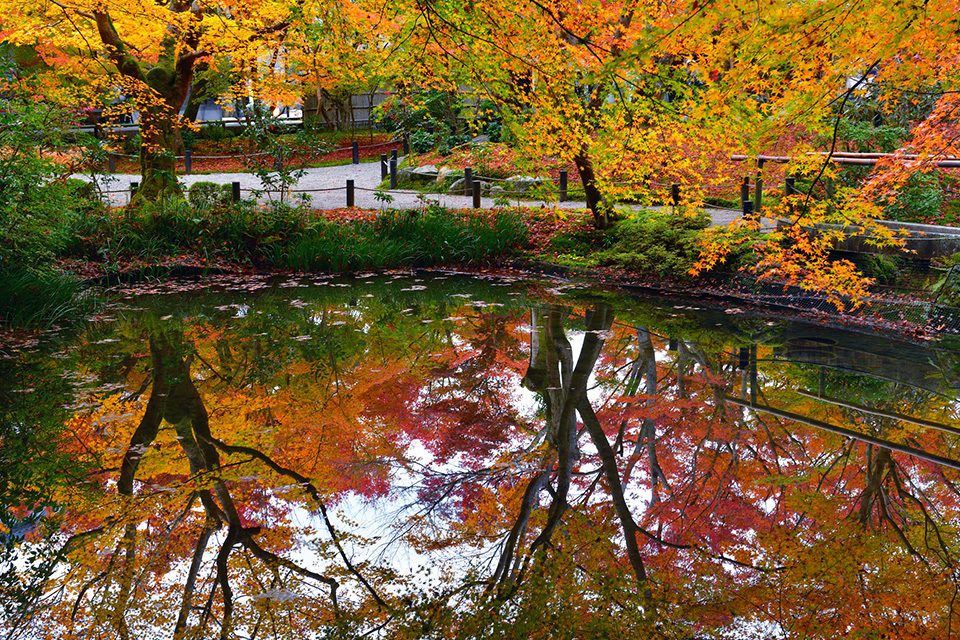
left=108, top=135, right=402, bottom=174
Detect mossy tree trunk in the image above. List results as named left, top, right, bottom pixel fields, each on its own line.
left=94, top=10, right=200, bottom=204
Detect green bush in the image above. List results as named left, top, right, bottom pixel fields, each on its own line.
left=596, top=210, right=711, bottom=276
left=853, top=254, right=901, bottom=285
left=188, top=181, right=232, bottom=209
left=884, top=172, right=944, bottom=223
left=200, top=123, right=235, bottom=142
left=409, top=130, right=436, bottom=153
left=374, top=89, right=464, bottom=137
left=67, top=197, right=311, bottom=266
left=66, top=199, right=527, bottom=273
left=836, top=118, right=908, bottom=153
left=438, top=133, right=470, bottom=156
left=546, top=225, right=613, bottom=258
left=0, top=69, right=105, bottom=326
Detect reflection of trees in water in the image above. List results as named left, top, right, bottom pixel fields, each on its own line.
left=6, top=293, right=960, bottom=639
left=85, top=329, right=372, bottom=639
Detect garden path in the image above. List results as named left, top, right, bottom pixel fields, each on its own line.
left=79, top=161, right=744, bottom=226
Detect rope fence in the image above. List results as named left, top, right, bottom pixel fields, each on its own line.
left=91, top=152, right=960, bottom=260
left=103, top=138, right=405, bottom=168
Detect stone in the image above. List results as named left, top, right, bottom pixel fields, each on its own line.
left=504, top=175, right=546, bottom=192
left=448, top=178, right=467, bottom=194
left=436, top=166, right=461, bottom=182
left=408, top=164, right=439, bottom=181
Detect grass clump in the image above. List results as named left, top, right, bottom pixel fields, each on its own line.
left=66, top=200, right=527, bottom=273
left=281, top=205, right=528, bottom=271
left=0, top=268, right=95, bottom=327
left=67, top=197, right=311, bottom=267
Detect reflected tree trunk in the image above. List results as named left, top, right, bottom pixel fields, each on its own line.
left=624, top=328, right=669, bottom=498
left=504, top=303, right=658, bottom=618
left=106, top=328, right=343, bottom=637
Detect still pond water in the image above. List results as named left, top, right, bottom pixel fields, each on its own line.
left=2, top=273, right=959, bottom=639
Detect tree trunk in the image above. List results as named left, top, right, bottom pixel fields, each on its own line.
left=135, top=109, right=182, bottom=203
left=574, top=149, right=609, bottom=229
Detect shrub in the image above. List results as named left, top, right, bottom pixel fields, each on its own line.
left=596, top=210, right=711, bottom=276
left=853, top=254, right=901, bottom=285
left=438, top=133, right=470, bottom=156
left=884, top=172, right=944, bottom=223
left=836, top=118, right=908, bottom=153
left=409, top=130, right=436, bottom=153
left=374, top=89, right=464, bottom=137
left=281, top=206, right=527, bottom=271
left=68, top=197, right=311, bottom=266
left=201, top=123, right=235, bottom=142
left=0, top=94, right=100, bottom=326
left=189, top=181, right=232, bottom=209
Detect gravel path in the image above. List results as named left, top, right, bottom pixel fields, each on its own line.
left=79, top=161, right=744, bottom=227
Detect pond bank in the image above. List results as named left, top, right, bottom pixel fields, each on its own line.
left=3, top=201, right=956, bottom=340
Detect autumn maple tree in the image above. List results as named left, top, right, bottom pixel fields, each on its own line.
left=384, top=0, right=959, bottom=218
left=2, top=0, right=325, bottom=199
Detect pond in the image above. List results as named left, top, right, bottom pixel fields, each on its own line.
left=2, top=272, right=959, bottom=639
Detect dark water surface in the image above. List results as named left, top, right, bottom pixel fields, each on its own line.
left=2, top=273, right=958, bottom=639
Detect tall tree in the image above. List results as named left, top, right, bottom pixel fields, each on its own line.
left=380, top=0, right=960, bottom=282
left=2, top=0, right=312, bottom=199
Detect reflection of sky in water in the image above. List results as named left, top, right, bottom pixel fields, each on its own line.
left=3, top=274, right=960, bottom=638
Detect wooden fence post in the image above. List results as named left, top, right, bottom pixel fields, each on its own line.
left=130, top=182, right=139, bottom=202
left=742, top=199, right=754, bottom=218
left=380, top=154, right=388, bottom=180
left=389, top=156, right=397, bottom=189
left=402, top=136, right=410, bottom=155
left=754, top=158, right=764, bottom=213
left=351, top=141, right=359, bottom=164
left=671, top=183, right=680, bottom=207
left=785, top=175, right=796, bottom=196
left=108, top=153, right=116, bottom=173
left=472, top=180, right=481, bottom=208
left=346, top=179, right=355, bottom=207
left=741, top=175, right=750, bottom=205
left=559, top=170, right=568, bottom=202
left=231, top=182, right=241, bottom=203
left=463, top=167, right=473, bottom=196
left=184, top=149, right=192, bottom=174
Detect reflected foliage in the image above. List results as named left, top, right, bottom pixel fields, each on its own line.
left=1, top=275, right=959, bottom=639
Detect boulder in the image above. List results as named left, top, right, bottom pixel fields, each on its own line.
left=436, top=166, right=462, bottom=182
left=448, top=178, right=467, bottom=194
left=409, top=164, right=439, bottom=181
left=504, top=175, right=548, bottom=192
